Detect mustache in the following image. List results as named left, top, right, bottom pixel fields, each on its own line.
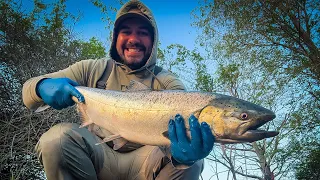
left=124, top=43, right=145, bottom=50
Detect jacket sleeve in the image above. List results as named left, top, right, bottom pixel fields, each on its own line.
left=22, top=59, right=101, bottom=111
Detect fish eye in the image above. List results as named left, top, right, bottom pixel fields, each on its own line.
left=240, top=113, right=248, bottom=120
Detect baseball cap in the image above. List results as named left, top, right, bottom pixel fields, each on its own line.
left=114, top=8, right=153, bottom=31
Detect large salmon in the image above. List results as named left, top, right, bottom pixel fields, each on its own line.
left=70, top=80, right=278, bottom=149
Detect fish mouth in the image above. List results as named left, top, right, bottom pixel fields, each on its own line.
left=236, top=114, right=278, bottom=142
left=241, top=129, right=279, bottom=142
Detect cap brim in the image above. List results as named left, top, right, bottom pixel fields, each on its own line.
left=114, top=12, right=151, bottom=29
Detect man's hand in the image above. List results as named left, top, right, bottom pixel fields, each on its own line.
left=168, top=114, right=215, bottom=165
left=36, top=78, right=84, bottom=110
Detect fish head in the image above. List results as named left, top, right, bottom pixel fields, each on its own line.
left=197, top=94, right=278, bottom=144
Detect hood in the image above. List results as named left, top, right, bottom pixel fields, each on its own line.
left=110, top=0, right=159, bottom=75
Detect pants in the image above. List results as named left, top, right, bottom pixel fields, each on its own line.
left=35, top=123, right=203, bottom=180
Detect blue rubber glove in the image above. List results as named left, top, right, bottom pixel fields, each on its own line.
left=36, top=78, right=85, bottom=110
left=168, top=114, right=215, bottom=166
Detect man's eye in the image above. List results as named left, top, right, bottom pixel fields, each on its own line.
left=120, top=31, right=130, bottom=35
left=139, top=31, right=149, bottom=36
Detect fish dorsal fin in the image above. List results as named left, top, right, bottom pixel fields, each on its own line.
left=126, top=80, right=151, bottom=91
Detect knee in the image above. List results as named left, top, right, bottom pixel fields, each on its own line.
left=35, top=123, right=78, bottom=158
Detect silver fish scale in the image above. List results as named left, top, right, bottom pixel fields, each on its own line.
left=77, top=87, right=215, bottom=112
left=73, top=86, right=277, bottom=145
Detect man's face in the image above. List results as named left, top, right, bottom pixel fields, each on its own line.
left=116, top=17, right=153, bottom=70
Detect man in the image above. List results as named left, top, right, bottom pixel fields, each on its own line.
left=22, top=0, right=214, bottom=179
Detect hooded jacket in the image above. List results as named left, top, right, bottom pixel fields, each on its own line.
left=22, top=1, right=186, bottom=153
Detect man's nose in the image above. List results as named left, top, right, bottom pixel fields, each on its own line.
left=127, top=33, right=140, bottom=44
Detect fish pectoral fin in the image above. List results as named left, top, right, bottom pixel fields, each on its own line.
left=35, top=104, right=51, bottom=113
left=77, top=102, right=94, bottom=128
left=162, top=129, right=191, bottom=140
left=162, top=131, right=169, bottom=139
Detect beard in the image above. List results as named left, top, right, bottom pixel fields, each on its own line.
left=119, top=43, right=151, bottom=70
left=120, top=55, right=149, bottom=70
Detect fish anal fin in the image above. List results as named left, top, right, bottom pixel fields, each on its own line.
left=102, top=134, right=122, bottom=142
left=95, top=134, right=122, bottom=145
left=126, top=80, right=151, bottom=91
left=95, top=134, right=128, bottom=149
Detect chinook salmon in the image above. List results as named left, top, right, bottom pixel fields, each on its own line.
left=66, top=80, right=278, bottom=149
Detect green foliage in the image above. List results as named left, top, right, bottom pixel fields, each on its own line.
left=296, top=145, right=320, bottom=180
left=193, top=0, right=320, bottom=98
left=190, top=0, right=320, bottom=179
left=157, top=44, right=214, bottom=91
left=158, top=44, right=188, bottom=70
left=189, top=50, right=214, bottom=92
left=0, top=0, right=110, bottom=179
left=157, top=44, right=191, bottom=84
left=89, top=0, right=124, bottom=41
left=0, top=63, right=21, bottom=115
left=215, top=63, right=240, bottom=96
left=76, top=37, right=107, bottom=59
left=1, top=0, right=80, bottom=82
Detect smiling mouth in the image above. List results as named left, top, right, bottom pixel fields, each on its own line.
left=126, top=48, right=142, bottom=52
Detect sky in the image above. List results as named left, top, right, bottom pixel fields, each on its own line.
left=68, top=0, right=200, bottom=50
left=21, top=0, right=219, bottom=179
